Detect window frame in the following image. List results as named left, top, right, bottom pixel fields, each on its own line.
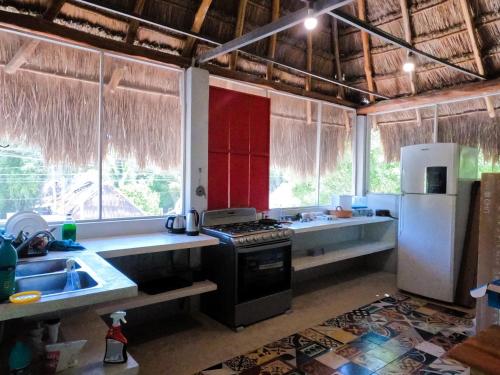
left=0, top=28, right=185, bottom=224
left=268, top=90, right=356, bottom=209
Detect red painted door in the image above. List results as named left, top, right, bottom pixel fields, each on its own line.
left=208, top=86, right=270, bottom=211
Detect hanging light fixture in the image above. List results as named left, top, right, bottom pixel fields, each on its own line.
left=304, top=1, right=318, bottom=30
left=403, top=52, right=416, bottom=73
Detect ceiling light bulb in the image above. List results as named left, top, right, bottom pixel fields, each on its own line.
left=403, top=61, right=415, bottom=72
left=304, top=16, right=318, bottom=30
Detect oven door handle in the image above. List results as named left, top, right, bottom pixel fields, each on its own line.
left=236, top=240, right=292, bottom=253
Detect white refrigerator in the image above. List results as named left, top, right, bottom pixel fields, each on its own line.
left=397, top=143, right=478, bottom=302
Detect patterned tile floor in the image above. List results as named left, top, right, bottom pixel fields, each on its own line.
left=196, top=294, right=475, bottom=375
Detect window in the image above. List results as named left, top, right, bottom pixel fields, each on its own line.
left=269, top=92, right=353, bottom=208
left=0, top=31, right=183, bottom=223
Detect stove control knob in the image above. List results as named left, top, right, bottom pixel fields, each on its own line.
left=271, top=232, right=277, bottom=239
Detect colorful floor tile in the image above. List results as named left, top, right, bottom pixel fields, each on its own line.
left=196, top=294, right=473, bottom=375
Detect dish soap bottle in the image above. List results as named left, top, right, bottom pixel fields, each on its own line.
left=61, top=213, right=77, bottom=241
left=0, top=235, right=17, bottom=301
left=104, top=311, right=128, bottom=364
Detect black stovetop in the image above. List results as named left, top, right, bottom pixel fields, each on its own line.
left=203, top=221, right=284, bottom=237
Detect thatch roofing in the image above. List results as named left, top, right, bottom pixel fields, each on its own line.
left=0, top=0, right=498, bottom=167
left=2, top=0, right=498, bottom=101
left=0, top=31, right=182, bottom=170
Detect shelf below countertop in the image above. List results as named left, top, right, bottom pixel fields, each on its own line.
left=286, top=216, right=394, bottom=234
left=95, top=280, right=217, bottom=315
left=292, top=239, right=395, bottom=271
left=80, top=232, right=219, bottom=259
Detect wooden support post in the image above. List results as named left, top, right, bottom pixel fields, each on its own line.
left=330, top=17, right=344, bottom=99
left=306, top=32, right=313, bottom=125
left=4, top=0, right=67, bottom=74
left=459, top=0, right=495, bottom=118
left=182, top=0, right=213, bottom=58
left=399, top=0, right=422, bottom=126
left=125, top=0, right=146, bottom=44
left=266, top=0, right=279, bottom=80
left=357, top=0, right=376, bottom=102
left=229, top=0, right=248, bottom=70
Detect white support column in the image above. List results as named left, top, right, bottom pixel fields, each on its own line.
left=185, top=67, right=210, bottom=213
left=353, top=115, right=369, bottom=196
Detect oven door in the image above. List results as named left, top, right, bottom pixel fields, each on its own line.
left=236, top=240, right=292, bottom=304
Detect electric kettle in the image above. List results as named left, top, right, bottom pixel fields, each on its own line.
left=186, top=209, right=200, bottom=236
left=165, top=215, right=186, bottom=234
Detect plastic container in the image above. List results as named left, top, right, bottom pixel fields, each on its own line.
left=0, top=236, right=18, bottom=301
left=9, top=341, right=32, bottom=374
left=61, top=214, right=77, bottom=241
left=104, top=311, right=128, bottom=364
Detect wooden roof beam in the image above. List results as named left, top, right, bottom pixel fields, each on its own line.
left=330, top=18, right=344, bottom=99
left=266, top=0, right=279, bottom=80
left=125, top=0, right=146, bottom=44
left=182, top=0, right=213, bottom=58
left=229, top=0, right=249, bottom=70
left=399, top=0, right=422, bottom=126
left=4, top=0, right=67, bottom=74
left=357, top=0, right=376, bottom=102
left=357, top=77, right=500, bottom=115
left=106, top=0, right=146, bottom=95
left=306, top=32, right=313, bottom=124
left=459, top=0, right=495, bottom=118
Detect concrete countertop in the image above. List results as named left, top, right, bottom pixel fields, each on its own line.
left=0, top=250, right=137, bottom=321
left=285, top=216, right=394, bottom=234
left=80, top=232, right=219, bottom=259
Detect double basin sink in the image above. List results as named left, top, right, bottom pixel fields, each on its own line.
left=15, top=258, right=102, bottom=297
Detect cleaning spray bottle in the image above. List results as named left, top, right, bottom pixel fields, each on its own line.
left=104, top=311, right=128, bottom=364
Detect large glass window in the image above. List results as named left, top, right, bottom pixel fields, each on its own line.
left=269, top=92, right=353, bottom=208
left=0, top=31, right=183, bottom=223
left=319, top=104, right=353, bottom=205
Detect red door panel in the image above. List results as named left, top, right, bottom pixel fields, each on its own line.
left=208, top=152, right=229, bottom=210
left=209, top=86, right=269, bottom=211
left=208, top=88, right=230, bottom=152
left=250, top=97, right=270, bottom=156
left=230, top=96, right=250, bottom=153
left=249, top=155, right=270, bottom=211
left=229, top=154, right=250, bottom=208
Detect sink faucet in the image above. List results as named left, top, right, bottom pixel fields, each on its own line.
left=15, top=230, right=54, bottom=259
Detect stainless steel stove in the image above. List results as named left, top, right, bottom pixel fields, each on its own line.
left=200, top=208, right=293, bottom=330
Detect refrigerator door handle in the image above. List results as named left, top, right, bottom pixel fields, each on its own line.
left=399, top=195, right=404, bottom=236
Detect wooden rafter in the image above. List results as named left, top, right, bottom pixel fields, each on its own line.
left=330, top=18, right=344, bottom=98
left=229, top=0, right=248, bottom=70
left=399, top=0, right=422, bottom=126
left=182, top=0, right=213, bottom=58
left=357, top=0, right=376, bottom=102
left=106, top=0, right=146, bottom=94
left=459, top=0, right=495, bottom=118
left=125, top=0, right=146, bottom=44
left=4, top=0, right=67, bottom=74
left=306, top=32, right=313, bottom=125
left=357, top=77, right=500, bottom=115
left=266, top=0, right=280, bottom=80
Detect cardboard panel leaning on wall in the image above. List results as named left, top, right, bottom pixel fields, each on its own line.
left=476, top=173, right=500, bottom=330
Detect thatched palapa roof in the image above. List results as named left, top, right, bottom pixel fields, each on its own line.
left=0, top=0, right=498, bottom=168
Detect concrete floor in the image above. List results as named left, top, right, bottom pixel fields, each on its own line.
left=127, top=269, right=399, bottom=375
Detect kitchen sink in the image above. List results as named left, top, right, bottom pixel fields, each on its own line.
left=16, top=270, right=99, bottom=296
left=15, top=258, right=81, bottom=277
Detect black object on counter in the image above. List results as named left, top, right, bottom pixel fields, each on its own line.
left=375, top=209, right=396, bottom=219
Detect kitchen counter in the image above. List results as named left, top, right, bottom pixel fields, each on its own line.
left=0, top=250, right=137, bottom=321
left=80, top=232, right=219, bottom=259
left=285, top=216, right=394, bottom=234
